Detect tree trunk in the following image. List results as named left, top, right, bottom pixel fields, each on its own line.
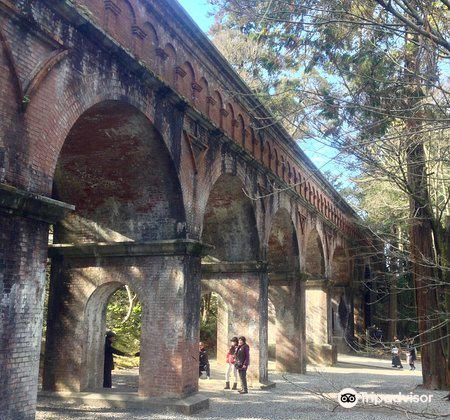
left=387, top=227, right=398, bottom=341
left=405, top=31, right=448, bottom=390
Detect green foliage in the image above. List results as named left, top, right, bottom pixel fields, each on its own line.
left=106, top=286, right=141, bottom=365
left=200, top=293, right=219, bottom=356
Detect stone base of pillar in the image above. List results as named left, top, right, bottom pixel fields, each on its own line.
left=38, top=391, right=209, bottom=415
left=306, top=343, right=337, bottom=366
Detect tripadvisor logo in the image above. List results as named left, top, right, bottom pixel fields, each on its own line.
left=338, top=388, right=359, bottom=408
left=337, top=388, right=434, bottom=408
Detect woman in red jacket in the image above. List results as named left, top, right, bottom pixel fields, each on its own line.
left=224, top=337, right=238, bottom=390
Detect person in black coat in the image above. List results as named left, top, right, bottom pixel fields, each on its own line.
left=235, top=336, right=250, bottom=394
left=406, top=338, right=417, bottom=370
left=199, top=342, right=211, bottom=379
left=103, top=331, right=128, bottom=388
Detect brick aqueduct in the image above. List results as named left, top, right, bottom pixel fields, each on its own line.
left=0, top=1, right=374, bottom=419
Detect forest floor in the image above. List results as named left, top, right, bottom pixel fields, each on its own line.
left=37, top=356, right=449, bottom=420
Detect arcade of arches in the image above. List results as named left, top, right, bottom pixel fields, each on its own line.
left=0, top=1, right=374, bottom=420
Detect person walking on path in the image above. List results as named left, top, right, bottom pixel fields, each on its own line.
left=406, top=338, right=417, bottom=370
left=235, top=336, right=250, bottom=394
left=224, top=337, right=238, bottom=390
left=103, top=331, right=130, bottom=388
left=391, top=336, right=403, bottom=369
left=199, top=342, right=211, bottom=379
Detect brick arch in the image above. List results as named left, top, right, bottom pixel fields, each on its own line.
left=106, top=0, right=137, bottom=49
left=176, top=61, right=196, bottom=100
left=266, top=206, right=304, bottom=373
left=212, top=90, right=224, bottom=128
left=304, top=227, right=326, bottom=277
left=22, top=72, right=155, bottom=195
left=281, top=156, right=286, bottom=180
left=246, top=128, right=254, bottom=155
left=255, top=133, right=266, bottom=163
left=52, top=100, right=186, bottom=243
left=225, top=102, right=235, bottom=138
left=264, top=138, right=272, bottom=168
left=237, top=114, right=246, bottom=147
left=266, top=207, right=300, bottom=270
left=201, top=173, right=260, bottom=262
left=273, top=148, right=279, bottom=175
left=198, top=77, right=210, bottom=116
left=199, top=286, right=230, bottom=355
left=141, top=21, right=159, bottom=62
left=162, top=42, right=177, bottom=83
left=81, top=281, right=144, bottom=391
left=331, top=245, right=349, bottom=285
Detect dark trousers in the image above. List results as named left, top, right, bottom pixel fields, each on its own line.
left=199, top=363, right=210, bottom=378
left=238, top=368, right=248, bottom=391
left=392, top=355, right=403, bottom=368
left=103, top=367, right=112, bottom=388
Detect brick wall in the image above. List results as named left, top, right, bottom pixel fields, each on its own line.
left=0, top=214, right=48, bottom=420
left=44, top=252, right=201, bottom=397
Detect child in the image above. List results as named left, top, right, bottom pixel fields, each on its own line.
left=406, top=338, right=416, bottom=370
left=224, top=337, right=238, bottom=390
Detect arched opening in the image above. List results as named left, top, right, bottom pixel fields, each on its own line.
left=267, top=209, right=304, bottom=373
left=331, top=291, right=353, bottom=354
left=330, top=245, right=352, bottom=352
left=199, top=290, right=230, bottom=379
left=304, top=228, right=325, bottom=278
left=52, top=100, right=185, bottom=243
left=331, top=246, right=350, bottom=286
left=201, top=174, right=259, bottom=262
left=200, top=174, right=266, bottom=384
left=43, top=100, right=186, bottom=394
left=84, top=283, right=142, bottom=391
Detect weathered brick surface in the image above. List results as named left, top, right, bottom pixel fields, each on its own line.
left=0, top=1, right=371, bottom=419
left=0, top=215, right=48, bottom=420
left=305, top=281, right=337, bottom=366
left=202, top=272, right=269, bottom=385
left=44, top=252, right=201, bottom=397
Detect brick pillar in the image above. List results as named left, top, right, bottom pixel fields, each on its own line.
left=305, top=279, right=337, bottom=366
left=201, top=261, right=270, bottom=387
left=43, top=240, right=203, bottom=398
left=0, top=184, right=73, bottom=420
left=269, top=276, right=306, bottom=373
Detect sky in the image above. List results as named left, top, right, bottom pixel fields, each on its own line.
left=177, top=0, right=215, bottom=32
left=176, top=0, right=348, bottom=188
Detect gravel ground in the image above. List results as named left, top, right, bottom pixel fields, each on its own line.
left=37, top=358, right=449, bottom=420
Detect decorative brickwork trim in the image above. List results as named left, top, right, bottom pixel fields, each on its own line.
left=219, top=108, right=229, bottom=117
left=175, top=66, right=187, bottom=77
left=206, top=95, right=216, bottom=105
left=104, top=0, right=121, bottom=15
left=132, top=25, right=147, bottom=40
left=191, top=82, right=202, bottom=92
left=0, top=24, right=24, bottom=109
left=155, top=47, right=168, bottom=60
left=23, top=49, right=69, bottom=110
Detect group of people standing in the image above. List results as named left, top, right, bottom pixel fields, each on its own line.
left=391, top=336, right=417, bottom=370
left=199, top=336, right=250, bottom=394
